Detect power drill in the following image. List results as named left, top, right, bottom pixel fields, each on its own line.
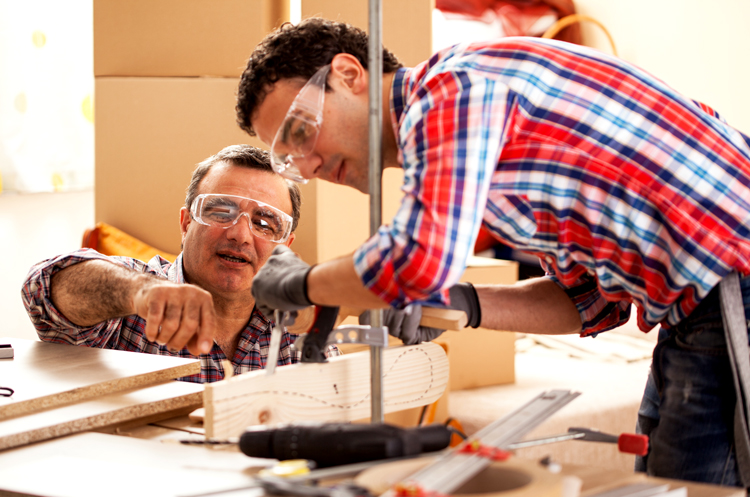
left=238, top=422, right=452, bottom=468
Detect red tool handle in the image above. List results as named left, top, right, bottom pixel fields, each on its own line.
left=617, top=433, right=649, bottom=456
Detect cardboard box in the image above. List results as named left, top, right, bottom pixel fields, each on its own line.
left=95, top=76, right=266, bottom=254
left=301, top=0, right=433, bottom=67
left=94, top=0, right=286, bottom=77
left=444, top=258, right=518, bottom=391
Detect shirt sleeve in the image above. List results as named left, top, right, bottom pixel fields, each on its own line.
left=540, top=259, right=631, bottom=336
left=355, top=69, right=512, bottom=307
left=21, top=248, right=167, bottom=348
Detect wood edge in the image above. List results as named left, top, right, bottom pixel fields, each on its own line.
left=0, top=391, right=203, bottom=451
left=93, top=404, right=201, bottom=435
left=420, top=308, right=467, bottom=330
left=0, top=360, right=201, bottom=422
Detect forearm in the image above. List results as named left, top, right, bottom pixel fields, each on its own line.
left=475, top=277, right=582, bottom=335
left=51, top=259, right=158, bottom=326
left=306, top=255, right=388, bottom=309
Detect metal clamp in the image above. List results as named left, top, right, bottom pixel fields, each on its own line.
left=326, top=325, right=389, bottom=347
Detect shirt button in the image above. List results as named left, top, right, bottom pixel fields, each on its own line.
left=545, top=256, right=554, bottom=264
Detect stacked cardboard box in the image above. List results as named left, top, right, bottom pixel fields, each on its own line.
left=94, top=0, right=283, bottom=253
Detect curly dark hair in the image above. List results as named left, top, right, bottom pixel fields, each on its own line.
left=185, top=145, right=301, bottom=232
left=236, top=17, right=403, bottom=136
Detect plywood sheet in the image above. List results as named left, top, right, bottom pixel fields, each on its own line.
left=0, top=432, right=268, bottom=497
left=0, top=381, right=203, bottom=450
left=204, top=342, right=449, bottom=438
left=0, top=337, right=200, bottom=420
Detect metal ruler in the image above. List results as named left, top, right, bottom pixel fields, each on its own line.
left=380, top=389, right=580, bottom=497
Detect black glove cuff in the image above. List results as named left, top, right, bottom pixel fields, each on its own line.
left=465, top=282, right=481, bottom=328
left=288, top=265, right=314, bottom=307
left=302, top=265, right=315, bottom=306
left=449, top=282, right=482, bottom=328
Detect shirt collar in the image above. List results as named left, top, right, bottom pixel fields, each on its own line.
left=390, top=67, right=411, bottom=126
left=170, top=253, right=186, bottom=284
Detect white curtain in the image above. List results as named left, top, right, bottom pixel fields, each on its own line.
left=0, top=0, right=93, bottom=194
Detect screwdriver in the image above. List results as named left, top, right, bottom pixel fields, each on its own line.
left=507, top=427, right=649, bottom=456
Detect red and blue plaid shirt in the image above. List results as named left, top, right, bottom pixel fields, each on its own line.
left=22, top=249, right=305, bottom=383
left=354, top=38, right=750, bottom=335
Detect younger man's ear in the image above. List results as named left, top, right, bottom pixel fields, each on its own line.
left=330, top=53, right=367, bottom=93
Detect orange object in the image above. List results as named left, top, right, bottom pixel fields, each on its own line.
left=458, top=439, right=512, bottom=461
left=82, top=222, right=178, bottom=263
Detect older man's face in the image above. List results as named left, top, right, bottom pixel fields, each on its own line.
left=179, top=162, right=295, bottom=300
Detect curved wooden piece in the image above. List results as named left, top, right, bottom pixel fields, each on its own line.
left=542, top=14, right=618, bottom=56
left=356, top=456, right=563, bottom=497
left=204, top=342, right=449, bottom=438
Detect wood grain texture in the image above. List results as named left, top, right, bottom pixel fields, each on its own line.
left=204, top=342, right=449, bottom=438
left=0, top=381, right=203, bottom=450
left=339, top=307, right=467, bottom=331
left=0, top=337, right=200, bottom=421
left=420, top=308, right=467, bottom=330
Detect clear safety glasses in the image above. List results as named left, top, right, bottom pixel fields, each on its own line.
left=190, top=194, right=293, bottom=243
left=270, top=65, right=331, bottom=183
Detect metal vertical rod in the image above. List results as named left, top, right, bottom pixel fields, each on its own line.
left=367, top=0, right=384, bottom=424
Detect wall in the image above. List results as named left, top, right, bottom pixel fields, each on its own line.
left=0, top=191, right=93, bottom=341
left=575, top=0, right=750, bottom=134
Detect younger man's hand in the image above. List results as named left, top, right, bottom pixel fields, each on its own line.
left=251, top=245, right=313, bottom=317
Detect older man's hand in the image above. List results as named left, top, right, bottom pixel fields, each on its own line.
left=133, top=281, right=216, bottom=356
left=251, top=245, right=313, bottom=317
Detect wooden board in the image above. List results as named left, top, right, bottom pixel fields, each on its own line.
left=0, top=381, right=203, bottom=450
left=0, top=337, right=200, bottom=420
left=204, top=342, right=449, bottom=438
left=0, top=432, right=268, bottom=497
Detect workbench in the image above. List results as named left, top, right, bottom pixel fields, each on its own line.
left=0, top=337, right=743, bottom=497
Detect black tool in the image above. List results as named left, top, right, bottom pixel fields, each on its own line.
left=183, top=422, right=452, bottom=468
left=296, top=306, right=340, bottom=363
left=241, top=422, right=451, bottom=467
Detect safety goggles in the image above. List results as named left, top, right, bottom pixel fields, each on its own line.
left=190, top=194, right=293, bottom=243
left=270, top=65, right=331, bottom=183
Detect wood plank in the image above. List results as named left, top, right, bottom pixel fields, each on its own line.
left=204, top=342, right=449, bottom=438
left=0, top=337, right=200, bottom=420
left=339, top=306, right=467, bottom=331
left=0, top=432, right=268, bottom=497
left=0, top=381, right=203, bottom=450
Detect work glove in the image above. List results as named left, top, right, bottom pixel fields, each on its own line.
left=359, top=305, right=445, bottom=345
left=359, top=282, right=482, bottom=345
left=251, top=245, right=313, bottom=318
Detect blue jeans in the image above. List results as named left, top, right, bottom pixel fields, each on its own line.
left=634, top=275, right=750, bottom=487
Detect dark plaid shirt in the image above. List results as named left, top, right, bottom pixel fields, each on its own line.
left=21, top=248, right=323, bottom=383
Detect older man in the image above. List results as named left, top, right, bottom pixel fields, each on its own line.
left=22, top=145, right=309, bottom=383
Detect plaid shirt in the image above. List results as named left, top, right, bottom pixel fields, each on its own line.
left=22, top=248, right=307, bottom=383
left=354, top=38, right=750, bottom=335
